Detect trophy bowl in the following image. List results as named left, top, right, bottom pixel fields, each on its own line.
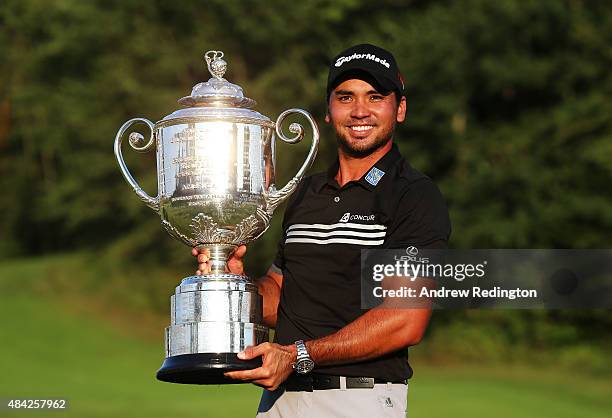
left=113, top=50, right=319, bottom=384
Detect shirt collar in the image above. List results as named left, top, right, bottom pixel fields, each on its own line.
left=318, top=143, right=403, bottom=192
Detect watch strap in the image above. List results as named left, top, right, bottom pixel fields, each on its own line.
left=295, top=340, right=310, bottom=361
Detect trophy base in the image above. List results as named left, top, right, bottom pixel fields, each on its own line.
left=156, top=353, right=263, bottom=384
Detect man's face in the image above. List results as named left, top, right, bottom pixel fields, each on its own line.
left=326, top=78, right=407, bottom=158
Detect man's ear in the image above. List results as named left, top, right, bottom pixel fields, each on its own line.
left=396, top=96, right=407, bottom=123
left=325, top=112, right=331, bottom=124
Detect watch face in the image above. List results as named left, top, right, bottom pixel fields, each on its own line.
left=296, top=359, right=315, bottom=374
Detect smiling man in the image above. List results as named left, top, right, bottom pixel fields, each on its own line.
left=194, top=44, right=451, bottom=417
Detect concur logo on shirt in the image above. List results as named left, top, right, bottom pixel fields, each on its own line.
left=339, top=212, right=376, bottom=222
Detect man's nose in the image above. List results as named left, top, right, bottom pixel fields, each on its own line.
left=350, top=99, right=370, bottom=118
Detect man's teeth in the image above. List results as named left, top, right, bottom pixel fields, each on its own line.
left=350, top=125, right=373, bottom=131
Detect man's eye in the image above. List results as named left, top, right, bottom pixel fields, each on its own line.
left=338, top=96, right=352, bottom=102
left=370, top=95, right=384, bottom=101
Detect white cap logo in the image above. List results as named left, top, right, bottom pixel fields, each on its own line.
left=335, top=53, right=390, bottom=68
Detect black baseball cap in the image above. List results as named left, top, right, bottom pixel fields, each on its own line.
left=327, top=44, right=405, bottom=100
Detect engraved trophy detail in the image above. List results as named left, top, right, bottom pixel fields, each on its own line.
left=114, top=50, right=319, bottom=384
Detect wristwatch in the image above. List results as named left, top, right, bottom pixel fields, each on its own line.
left=293, top=340, right=315, bottom=374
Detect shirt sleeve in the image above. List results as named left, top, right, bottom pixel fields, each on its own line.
left=270, top=234, right=286, bottom=273
left=384, top=179, right=451, bottom=250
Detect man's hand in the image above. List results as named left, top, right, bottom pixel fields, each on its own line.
left=224, top=342, right=296, bottom=391
left=191, top=245, right=247, bottom=275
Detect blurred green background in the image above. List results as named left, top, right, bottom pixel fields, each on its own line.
left=0, top=0, right=611, bottom=417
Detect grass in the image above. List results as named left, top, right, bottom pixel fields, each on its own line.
left=0, top=293, right=262, bottom=418
left=410, top=366, right=611, bottom=418
left=0, top=254, right=610, bottom=417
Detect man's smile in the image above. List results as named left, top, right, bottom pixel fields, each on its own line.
left=347, top=124, right=375, bottom=137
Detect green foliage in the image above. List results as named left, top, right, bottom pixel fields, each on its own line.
left=422, top=309, right=612, bottom=375
left=1, top=0, right=611, bottom=356
left=2, top=0, right=611, bottom=259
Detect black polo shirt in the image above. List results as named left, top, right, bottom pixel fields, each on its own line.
left=272, top=143, right=451, bottom=381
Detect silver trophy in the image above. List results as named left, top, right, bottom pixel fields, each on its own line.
left=114, top=50, right=319, bottom=384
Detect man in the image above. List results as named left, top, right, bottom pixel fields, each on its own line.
left=193, top=44, right=451, bottom=417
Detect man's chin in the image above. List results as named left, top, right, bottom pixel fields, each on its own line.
left=336, top=136, right=389, bottom=158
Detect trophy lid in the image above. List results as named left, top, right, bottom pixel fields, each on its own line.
left=177, top=51, right=256, bottom=109
left=160, top=50, right=272, bottom=126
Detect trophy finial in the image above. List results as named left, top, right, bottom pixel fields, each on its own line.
left=179, top=50, right=255, bottom=108
left=204, top=50, right=227, bottom=80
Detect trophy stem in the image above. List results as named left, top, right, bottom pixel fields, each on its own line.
left=199, top=243, right=238, bottom=275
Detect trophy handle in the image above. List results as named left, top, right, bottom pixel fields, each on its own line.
left=266, top=109, right=320, bottom=213
left=113, top=118, right=160, bottom=212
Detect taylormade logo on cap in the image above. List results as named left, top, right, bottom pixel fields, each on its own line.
left=335, top=53, right=390, bottom=68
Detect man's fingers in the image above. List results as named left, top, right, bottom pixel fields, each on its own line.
left=196, top=260, right=212, bottom=275
left=233, top=245, right=247, bottom=259
left=224, top=368, right=258, bottom=381
left=227, top=259, right=244, bottom=275
left=225, top=343, right=291, bottom=390
left=238, top=343, right=268, bottom=360
left=194, top=248, right=211, bottom=276
left=224, top=367, right=270, bottom=381
left=226, top=246, right=247, bottom=275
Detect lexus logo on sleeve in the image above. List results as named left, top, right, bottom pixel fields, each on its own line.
left=394, top=246, right=429, bottom=263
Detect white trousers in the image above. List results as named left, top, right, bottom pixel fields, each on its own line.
left=256, top=381, right=408, bottom=418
